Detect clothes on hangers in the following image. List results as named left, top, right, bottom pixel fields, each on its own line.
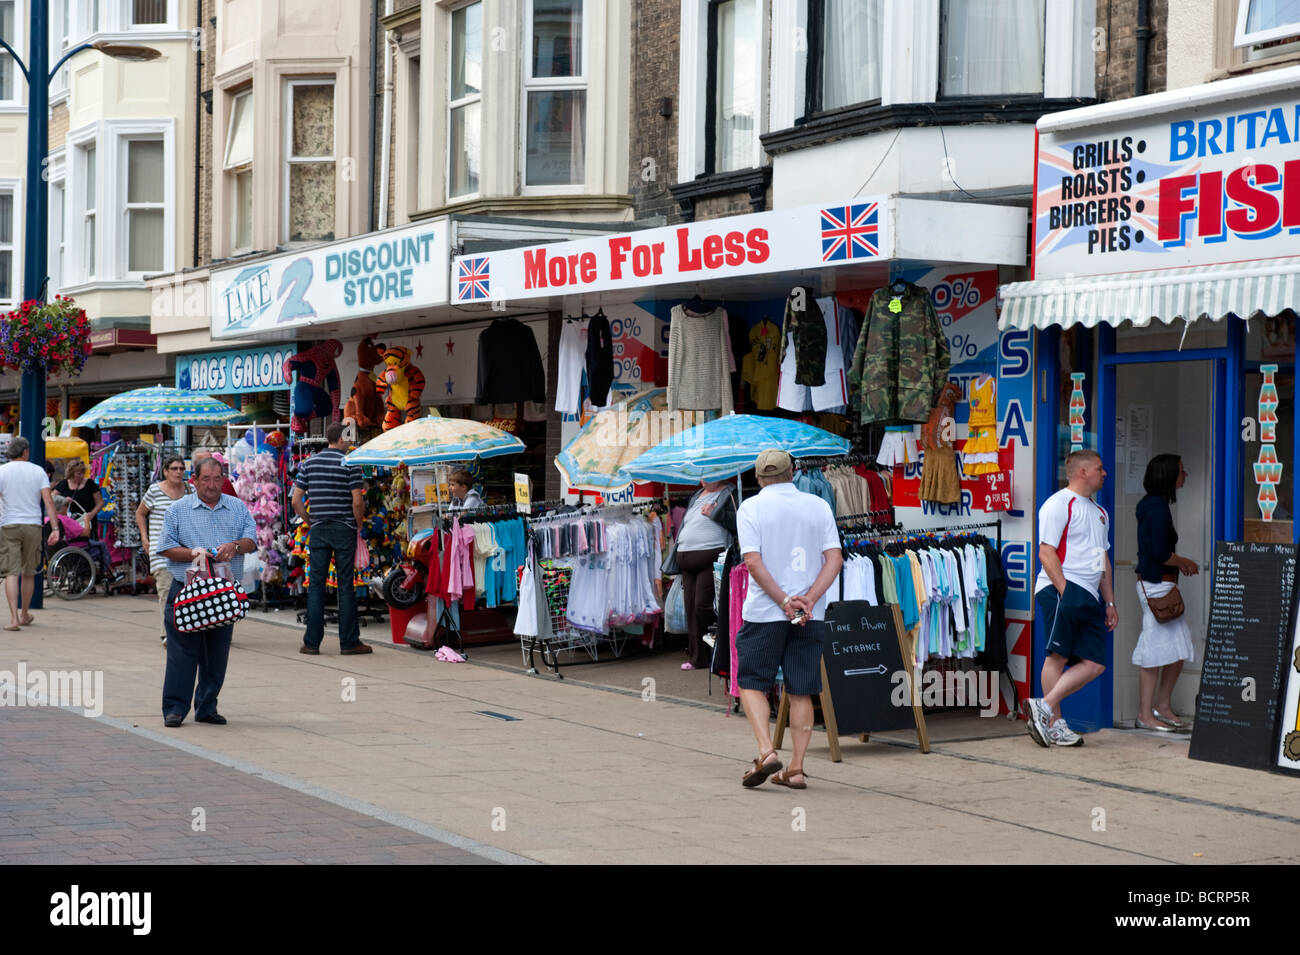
left=667, top=305, right=735, bottom=414
left=877, top=425, right=920, bottom=467
left=779, top=286, right=827, bottom=386
left=778, top=297, right=855, bottom=413
left=741, top=319, right=781, bottom=410
left=963, top=374, right=1000, bottom=475
left=555, top=318, right=587, bottom=415
left=586, top=313, right=614, bottom=407
left=476, top=318, right=546, bottom=404
left=847, top=282, right=950, bottom=424
left=920, top=446, right=961, bottom=504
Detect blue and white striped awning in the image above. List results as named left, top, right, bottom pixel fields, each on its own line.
left=999, top=256, right=1300, bottom=331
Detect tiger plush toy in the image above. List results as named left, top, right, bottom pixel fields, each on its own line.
left=376, top=345, right=426, bottom=430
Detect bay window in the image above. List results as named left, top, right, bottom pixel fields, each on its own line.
left=224, top=89, right=253, bottom=252
left=125, top=139, right=165, bottom=273
left=707, top=0, right=758, bottom=174
left=82, top=145, right=96, bottom=280
left=939, top=0, right=1045, bottom=97
left=803, top=0, right=882, bottom=116
left=284, top=79, right=336, bottom=243
left=523, top=0, right=586, bottom=188
left=0, top=190, right=14, bottom=304
left=0, top=1, right=15, bottom=104
left=448, top=1, right=482, bottom=200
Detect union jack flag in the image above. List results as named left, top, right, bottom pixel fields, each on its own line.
left=820, top=203, right=879, bottom=262
left=457, top=257, right=491, bottom=301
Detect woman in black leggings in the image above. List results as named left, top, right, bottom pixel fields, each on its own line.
left=675, top=480, right=736, bottom=670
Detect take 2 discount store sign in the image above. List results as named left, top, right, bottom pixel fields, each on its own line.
left=1031, top=67, right=1300, bottom=279
left=452, top=199, right=892, bottom=303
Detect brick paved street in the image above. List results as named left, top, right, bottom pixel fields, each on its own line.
left=0, top=705, right=501, bottom=865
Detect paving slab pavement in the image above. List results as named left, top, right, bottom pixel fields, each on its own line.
left=0, top=594, right=1297, bottom=865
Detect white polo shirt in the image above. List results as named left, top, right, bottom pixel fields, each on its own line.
left=1034, top=487, right=1110, bottom=598
left=736, top=482, right=841, bottom=622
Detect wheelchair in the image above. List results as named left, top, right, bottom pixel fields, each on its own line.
left=46, top=538, right=114, bottom=600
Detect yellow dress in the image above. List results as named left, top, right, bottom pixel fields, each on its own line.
left=963, top=375, right=1000, bottom=476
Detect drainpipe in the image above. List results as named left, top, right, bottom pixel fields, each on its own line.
left=368, top=0, right=377, bottom=232
left=377, top=0, right=394, bottom=231
left=1135, top=0, right=1152, bottom=96
left=193, top=0, right=203, bottom=266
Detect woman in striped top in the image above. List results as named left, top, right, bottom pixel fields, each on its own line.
left=135, top=454, right=192, bottom=645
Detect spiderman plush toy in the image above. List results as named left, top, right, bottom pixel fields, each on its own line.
left=283, top=339, right=343, bottom=434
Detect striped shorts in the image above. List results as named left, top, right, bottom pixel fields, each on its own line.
left=736, top=619, right=827, bottom=696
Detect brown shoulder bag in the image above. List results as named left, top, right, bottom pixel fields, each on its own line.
left=1140, top=579, right=1184, bottom=622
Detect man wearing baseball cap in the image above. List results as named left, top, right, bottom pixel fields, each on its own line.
left=734, top=448, right=842, bottom=789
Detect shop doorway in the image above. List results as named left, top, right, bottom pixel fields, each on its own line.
left=1109, top=360, right=1214, bottom=725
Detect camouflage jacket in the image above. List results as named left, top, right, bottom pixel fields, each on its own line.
left=847, top=283, right=950, bottom=424
left=779, top=287, right=827, bottom=387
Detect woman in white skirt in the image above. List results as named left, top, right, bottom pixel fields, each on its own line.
left=1133, top=454, right=1199, bottom=731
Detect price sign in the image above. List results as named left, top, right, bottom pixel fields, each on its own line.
left=514, top=472, right=532, bottom=514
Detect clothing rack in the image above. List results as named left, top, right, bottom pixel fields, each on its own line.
left=796, top=453, right=879, bottom=469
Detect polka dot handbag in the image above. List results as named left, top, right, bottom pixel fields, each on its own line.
left=172, top=556, right=250, bottom=632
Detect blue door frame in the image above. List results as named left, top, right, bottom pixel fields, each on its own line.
left=1030, top=320, right=1264, bottom=732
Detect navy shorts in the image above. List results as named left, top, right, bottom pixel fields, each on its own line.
left=1036, top=582, right=1107, bottom=666
left=736, top=619, right=827, bottom=696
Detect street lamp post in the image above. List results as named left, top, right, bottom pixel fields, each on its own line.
left=0, top=8, right=157, bottom=608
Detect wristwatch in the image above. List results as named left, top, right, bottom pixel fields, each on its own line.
left=1105, top=601, right=1116, bottom=607
left=780, top=595, right=792, bottom=608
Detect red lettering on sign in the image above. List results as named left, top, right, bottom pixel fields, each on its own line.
left=677, top=228, right=702, bottom=272
left=1225, top=164, right=1280, bottom=235
left=747, top=228, right=770, bottom=263
left=723, top=231, right=746, bottom=266
left=1157, top=174, right=1197, bottom=242
left=1197, top=171, right=1223, bottom=239
left=608, top=236, right=631, bottom=280
left=524, top=249, right=547, bottom=289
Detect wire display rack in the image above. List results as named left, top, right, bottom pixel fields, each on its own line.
left=520, top=560, right=639, bottom=678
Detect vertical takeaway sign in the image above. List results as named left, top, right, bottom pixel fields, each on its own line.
left=1030, top=69, right=1300, bottom=279
left=209, top=219, right=450, bottom=339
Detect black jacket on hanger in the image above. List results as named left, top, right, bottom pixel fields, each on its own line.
left=476, top=318, right=546, bottom=404
left=586, top=314, right=614, bottom=406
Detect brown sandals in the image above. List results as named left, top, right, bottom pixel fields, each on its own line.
left=742, top=750, right=783, bottom=788
left=770, top=767, right=808, bottom=789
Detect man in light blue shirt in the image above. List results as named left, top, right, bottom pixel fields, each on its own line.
left=156, top=457, right=257, bottom=728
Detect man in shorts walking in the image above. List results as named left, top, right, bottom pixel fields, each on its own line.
left=1026, top=449, right=1118, bottom=747
left=734, top=449, right=843, bottom=788
left=0, top=437, right=59, bottom=631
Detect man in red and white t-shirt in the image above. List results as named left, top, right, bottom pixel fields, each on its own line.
left=1025, top=449, right=1118, bottom=747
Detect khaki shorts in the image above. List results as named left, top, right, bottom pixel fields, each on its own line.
left=1, top=524, right=44, bottom=577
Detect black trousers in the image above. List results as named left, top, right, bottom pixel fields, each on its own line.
left=678, top=547, right=724, bottom=668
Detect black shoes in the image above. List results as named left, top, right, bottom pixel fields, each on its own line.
left=340, top=643, right=374, bottom=655
left=163, top=714, right=183, bottom=728
left=196, top=713, right=227, bottom=725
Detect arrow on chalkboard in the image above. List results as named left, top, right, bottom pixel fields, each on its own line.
left=844, top=665, right=889, bottom=676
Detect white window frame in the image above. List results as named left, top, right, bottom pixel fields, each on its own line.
left=520, top=0, right=590, bottom=194
left=1235, top=0, right=1300, bottom=47
left=447, top=0, right=482, bottom=203
left=0, top=178, right=22, bottom=306
left=0, top=0, right=24, bottom=109
left=46, top=152, right=66, bottom=296
left=223, top=88, right=253, bottom=254
left=93, top=119, right=176, bottom=282
left=120, top=137, right=166, bottom=276
left=124, top=0, right=176, bottom=29
left=677, top=0, right=767, bottom=182
left=282, top=77, right=338, bottom=245
left=66, top=126, right=99, bottom=285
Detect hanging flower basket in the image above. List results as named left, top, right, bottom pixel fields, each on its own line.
left=0, top=295, right=94, bottom=378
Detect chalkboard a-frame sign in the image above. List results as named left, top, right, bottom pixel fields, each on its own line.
left=773, top=601, right=930, bottom=762
left=1189, top=540, right=1299, bottom=774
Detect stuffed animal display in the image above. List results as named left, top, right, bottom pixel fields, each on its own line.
left=377, top=345, right=426, bottom=430
left=283, top=339, right=343, bottom=434
left=344, top=337, right=385, bottom=429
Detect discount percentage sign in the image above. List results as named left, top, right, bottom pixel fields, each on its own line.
left=949, top=276, right=981, bottom=309
left=950, top=332, right=979, bottom=360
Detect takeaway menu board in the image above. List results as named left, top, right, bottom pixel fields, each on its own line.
left=1189, top=541, right=1295, bottom=771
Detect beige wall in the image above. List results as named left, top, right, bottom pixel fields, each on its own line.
left=211, top=0, right=372, bottom=257
left=1167, top=0, right=1217, bottom=89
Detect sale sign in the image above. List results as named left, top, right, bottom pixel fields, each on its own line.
left=451, top=199, right=892, bottom=303
left=892, top=442, right=1016, bottom=511
left=1031, top=66, right=1300, bottom=279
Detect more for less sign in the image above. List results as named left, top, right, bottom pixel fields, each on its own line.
left=453, top=199, right=892, bottom=302
left=1032, top=70, right=1300, bottom=279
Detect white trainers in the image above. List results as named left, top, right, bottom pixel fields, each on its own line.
left=1024, top=698, right=1051, bottom=747
left=1048, top=718, right=1084, bottom=746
